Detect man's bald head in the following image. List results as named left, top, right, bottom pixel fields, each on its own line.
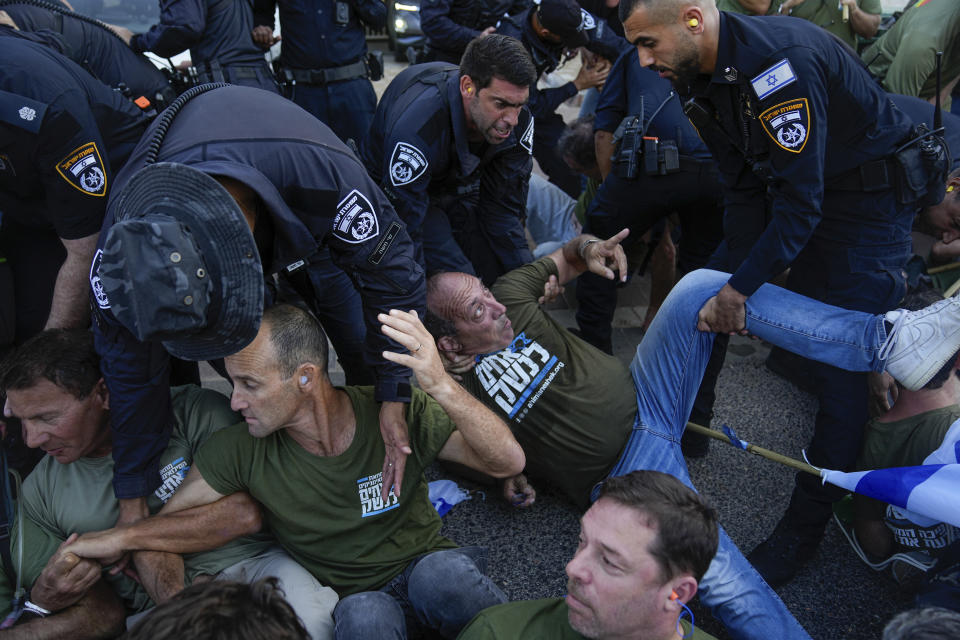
left=424, top=273, right=515, bottom=355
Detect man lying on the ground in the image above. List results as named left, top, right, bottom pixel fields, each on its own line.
left=458, top=470, right=721, bottom=640
left=424, top=231, right=960, bottom=640
left=64, top=304, right=526, bottom=639
left=0, top=329, right=337, bottom=639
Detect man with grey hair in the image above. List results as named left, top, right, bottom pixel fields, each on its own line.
left=882, top=607, right=960, bottom=640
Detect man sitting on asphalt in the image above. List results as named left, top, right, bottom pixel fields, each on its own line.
left=0, top=329, right=337, bottom=638
left=458, top=470, right=720, bottom=640
left=424, top=230, right=960, bottom=640
left=63, top=303, right=526, bottom=639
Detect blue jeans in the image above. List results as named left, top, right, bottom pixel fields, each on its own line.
left=333, top=547, right=506, bottom=639
left=596, top=269, right=888, bottom=640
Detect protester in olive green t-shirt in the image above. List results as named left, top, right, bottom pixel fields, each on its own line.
left=457, top=471, right=720, bottom=640
left=64, top=304, right=526, bottom=639
left=0, top=329, right=334, bottom=639
left=777, top=0, right=881, bottom=50
left=861, top=0, right=960, bottom=109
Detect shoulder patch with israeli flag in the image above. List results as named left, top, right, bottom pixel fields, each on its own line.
left=759, top=98, right=810, bottom=153
left=334, top=189, right=380, bottom=244
left=56, top=142, right=107, bottom=196
left=579, top=8, right=595, bottom=30
left=389, top=141, right=429, bottom=187
left=519, top=117, right=534, bottom=154
left=750, top=59, right=797, bottom=101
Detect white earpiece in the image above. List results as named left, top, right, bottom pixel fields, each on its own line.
left=300, top=376, right=308, bottom=385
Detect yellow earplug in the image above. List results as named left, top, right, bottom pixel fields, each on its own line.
left=948, top=185, right=956, bottom=193
left=688, top=18, right=699, bottom=27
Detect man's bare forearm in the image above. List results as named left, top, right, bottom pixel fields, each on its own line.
left=0, top=582, right=124, bottom=640
left=849, top=5, right=880, bottom=38
left=44, top=246, right=93, bottom=329
left=133, top=550, right=184, bottom=604
left=595, top=130, right=614, bottom=180
left=122, top=493, right=262, bottom=553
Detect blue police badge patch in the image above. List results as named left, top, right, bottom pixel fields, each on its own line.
left=334, top=189, right=380, bottom=244
left=89, top=248, right=110, bottom=309
left=750, top=59, right=797, bottom=101
left=579, top=8, right=595, bottom=30
left=56, top=142, right=107, bottom=196
left=758, top=98, right=810, bottom=153
left=389, top=141, right=429, bottom=187
left=519, top=118, right=534, bottom=154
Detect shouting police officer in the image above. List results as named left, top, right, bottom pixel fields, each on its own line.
left=361, top=34, right=537, bottom=285
left=619, top=0, right=947, bottom=588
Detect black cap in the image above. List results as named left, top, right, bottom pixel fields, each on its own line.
left=537, top=0, right=592, bottom=48
left=99, top=163, right=264, bottom=360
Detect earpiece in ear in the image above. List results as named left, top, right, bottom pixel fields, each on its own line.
left=948, top=185, right=956, bottom=193
left=688, top=18, right=699, bottom=27
left=300, top=376, right=308, bottom=385
left=670, top=590, right=679, bottom=601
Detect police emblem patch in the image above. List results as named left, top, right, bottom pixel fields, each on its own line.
left=519, top=118, right=534, bottom=154
left=389, top=142, right=429, bottom=187
left=579, top=8, right=595, bottom=30
left=750, top=59, right=797, bottom=101
left=759, top=98, right=810, bottom=153
left=18, top=106, right=36, bottom=121
left=56, top=142, right=107, bottom=196
left=89, top=249, right=110, bottom=309
left=334, top=189, right=380, bottom=244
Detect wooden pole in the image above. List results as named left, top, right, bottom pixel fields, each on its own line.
left=685, top=421, right=820, bottom=477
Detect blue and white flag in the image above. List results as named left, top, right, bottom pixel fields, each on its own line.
left=821, top=418, right=960, bottom=528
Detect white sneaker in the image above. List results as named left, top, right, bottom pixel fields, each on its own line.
left=880, top=295, right=960, bottom=391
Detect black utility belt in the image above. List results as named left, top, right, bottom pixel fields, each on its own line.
left=193, top=61, right=267, bottom=82
left=283, top=60, right=370, bottom=85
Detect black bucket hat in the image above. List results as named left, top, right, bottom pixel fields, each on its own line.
left=99, top=162, right=264, bottom=360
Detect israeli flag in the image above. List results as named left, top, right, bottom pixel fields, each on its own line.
left=751, top=59, right=797, bottom=101
left=821, top=419, right=960, bottom=528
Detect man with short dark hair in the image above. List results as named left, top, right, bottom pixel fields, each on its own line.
left=0, top=329, right=337, bottom=638
left=458, top=470, right=720, bottom=640
left=64, top=303, right=526, bottom=639
left=424, top=229, right=960, bottom=639
left=362, top=34, right=537, bottom=285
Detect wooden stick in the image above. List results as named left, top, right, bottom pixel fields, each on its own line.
left=685, top=421, right=820, bottom=476
left=926, top=261, right=960, bottom=275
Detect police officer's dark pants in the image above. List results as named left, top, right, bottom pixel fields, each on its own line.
left=289, top=79, right=377, bottom=146
left=0, top=220, right=64, bottom=345
left=781, top=188, right=913, bottom=533
left=575, top=166, right=723, bottom=352
left=533, top=113, right=581, bottom=200
left=277, top=248, right=373, bottom=385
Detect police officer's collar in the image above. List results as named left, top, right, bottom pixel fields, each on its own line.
left=707, top=12, right=743, bottom=86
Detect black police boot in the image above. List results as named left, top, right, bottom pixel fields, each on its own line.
left=765, top=346, right=817, bottom=394
left=748, top=487, right=832, bottom=587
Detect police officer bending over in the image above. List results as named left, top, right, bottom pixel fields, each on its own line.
left=113, top=0, right=279, bottom=93
left=0, top=37, right=148, bottom=345
left=89, top=84, right=424, bottom=533
left=619, top=0, right=949, bottom=588
left=361, top=34, right=536, bottom=285
left=0, top=1, right=176, bottom=112
left=253, top=0, right=386, bottom=145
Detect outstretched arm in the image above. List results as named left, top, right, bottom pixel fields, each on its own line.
left=547, top=229, right=629, bottom=286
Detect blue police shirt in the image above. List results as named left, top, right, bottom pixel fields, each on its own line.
left=0, top=2, right=172, bottom=107
left=361, top=63, right=534, bottom=275
left=0, top=37, right=148, bottom=240
left=90, top=85, right=424, bottom=499
left=132, top=0, right=266, bottom=68
left=420, top=0, right=528, bottom=61
left=496, top=7, right=628, bottom=120
left=254, top=0, right=384, bottom=70
left=595, top=46, right=710, bottom=160
left=889, top=93, right=960, bottom=171
left=688, top=13, right=915, bottom=297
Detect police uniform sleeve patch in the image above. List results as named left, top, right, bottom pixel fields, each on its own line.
left=579, top=8, right=596, bottom=30
left=389, top=141, right=429, bottom=187
left=0, top=90, right=47, bottom=134
left=750, top=59, right=797, bottom=101
left=519, top=117, right=534, bottom=154
left=334, top=189, right=381, bottom=244
left=89, top=248, right=110, bottom=309
left=56, top=142, right=107, bottom=196
left=759, top=98, right=810, bottom=153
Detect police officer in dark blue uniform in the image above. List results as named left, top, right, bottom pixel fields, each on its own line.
left=361, top=34, right=537, bottom=284
left=574, top=46, right=722, bottom=355
left=420, top=0, right=530, bottom=64
left=254, top=0, right=385, bottom=144
left=89, top=83, right=423, bottom=526
left=0, top=0, right=176, bottom=111
left=497, top=0, right=628, bottom=198
left=620, top=0, right=948, bottom=589
left=0, top=37, right=148, bottom=346
left=126, top=0, right=279, bottom=92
